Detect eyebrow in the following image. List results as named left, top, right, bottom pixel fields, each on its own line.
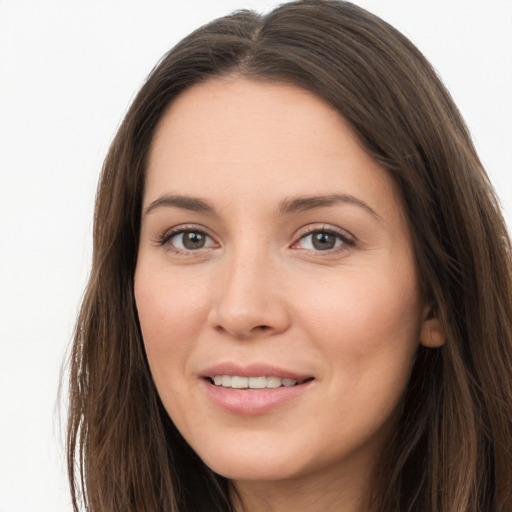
left=144, top=192, right=381, bottom=220
left=144, top=194, right=214, bottom=215
left=278, top=194, right=381, bottom=220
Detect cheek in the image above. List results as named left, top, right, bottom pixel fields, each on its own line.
left=295, top=265, right=422, bottom=377
left=134, top=267, right=210, bottom=373
left=294, top=270, right=422, bottom=446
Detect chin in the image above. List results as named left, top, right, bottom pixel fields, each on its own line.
left=206, top=457, right=303, bottom=482
left=192, top=435, right=311, bottom=482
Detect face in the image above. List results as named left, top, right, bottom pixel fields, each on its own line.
left=135, top=77, right=440, bottom=487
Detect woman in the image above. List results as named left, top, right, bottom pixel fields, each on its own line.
left=67, top=1, right=512, bottom=511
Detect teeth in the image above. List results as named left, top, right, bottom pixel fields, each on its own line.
left=211, top=375, right=299, bottom=389
left=231, top=376, right=248, bottom=388
left=266, top=376, right=281, bottom=388
left=249, top=376, right=266, bottom=389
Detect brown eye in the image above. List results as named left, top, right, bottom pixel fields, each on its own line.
left=181, top=231, right=206, bottom=249
left=296, top=228, right=352, bottom=252
left=311, top=232, right=337, bottom=250
left=164, top=229, right=216, bottom=251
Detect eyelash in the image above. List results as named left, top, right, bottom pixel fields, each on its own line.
left=156, top=224, right=217, bottom=255
left=292, top=225, right=355, bottom=254
left=156, top=224, right=355, bottom=255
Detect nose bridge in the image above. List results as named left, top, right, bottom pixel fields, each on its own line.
left=210, top=239, right=289, bottom=338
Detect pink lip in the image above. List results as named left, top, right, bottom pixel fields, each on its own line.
left=200, top=362, right=311, bottom=381
left=199, top=363, right=315, bottom=416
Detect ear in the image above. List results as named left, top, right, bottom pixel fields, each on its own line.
left=419, top=304, right=446, bottom=348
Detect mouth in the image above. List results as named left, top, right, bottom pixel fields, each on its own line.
left=206, top=375, right=314, bottom=389
left=202, top=373, right=315, bottom=415
left=199, top=364, right=315, bottom=414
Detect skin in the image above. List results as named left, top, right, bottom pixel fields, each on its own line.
left=134, top=77, right=444, bottom=512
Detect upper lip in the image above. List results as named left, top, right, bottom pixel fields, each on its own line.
left=199, top=362, right=313, bottom=381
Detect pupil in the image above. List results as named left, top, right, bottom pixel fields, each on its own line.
left=312, top=232, right=335, bottom=250
left=183, top=231, right=205, bottom=249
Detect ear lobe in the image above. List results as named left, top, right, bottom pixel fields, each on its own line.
left=419, top=305, right=446, bottom=348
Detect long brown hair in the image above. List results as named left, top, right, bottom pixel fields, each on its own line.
left=67, top=1, right=512, bottom=510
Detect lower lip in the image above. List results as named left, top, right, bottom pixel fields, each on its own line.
left=202, top=379, right=314, bottom=416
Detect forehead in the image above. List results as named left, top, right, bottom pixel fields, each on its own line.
left=150, top=77, right=361, bottom=156
left=145, top=77, right=403, bottom=218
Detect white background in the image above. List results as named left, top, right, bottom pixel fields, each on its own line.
left=0, top=1, right=510, bottom=511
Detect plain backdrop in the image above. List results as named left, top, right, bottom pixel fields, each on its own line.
left=0, top=1, right=511, bottom=511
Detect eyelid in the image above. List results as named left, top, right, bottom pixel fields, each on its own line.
left=153, top=222, right=354, bottom=255
left=156, top=223, right=219, bottom=251
left=291, top=224, right=355, bottom=251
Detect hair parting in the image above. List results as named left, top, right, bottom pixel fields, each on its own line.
left=67, top=2, right=512, bottom=511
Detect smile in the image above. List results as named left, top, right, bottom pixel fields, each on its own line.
left=211, top=375, right=303, bottom=389
left=203, top=376, right=315, bottom=415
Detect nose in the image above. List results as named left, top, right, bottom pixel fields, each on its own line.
left=208, top=248, right=291, bottom=340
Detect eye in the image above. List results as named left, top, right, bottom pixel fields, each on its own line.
left=294, top=227, right=354, bottom=252
left=160, top=228, right=217, bottom=252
